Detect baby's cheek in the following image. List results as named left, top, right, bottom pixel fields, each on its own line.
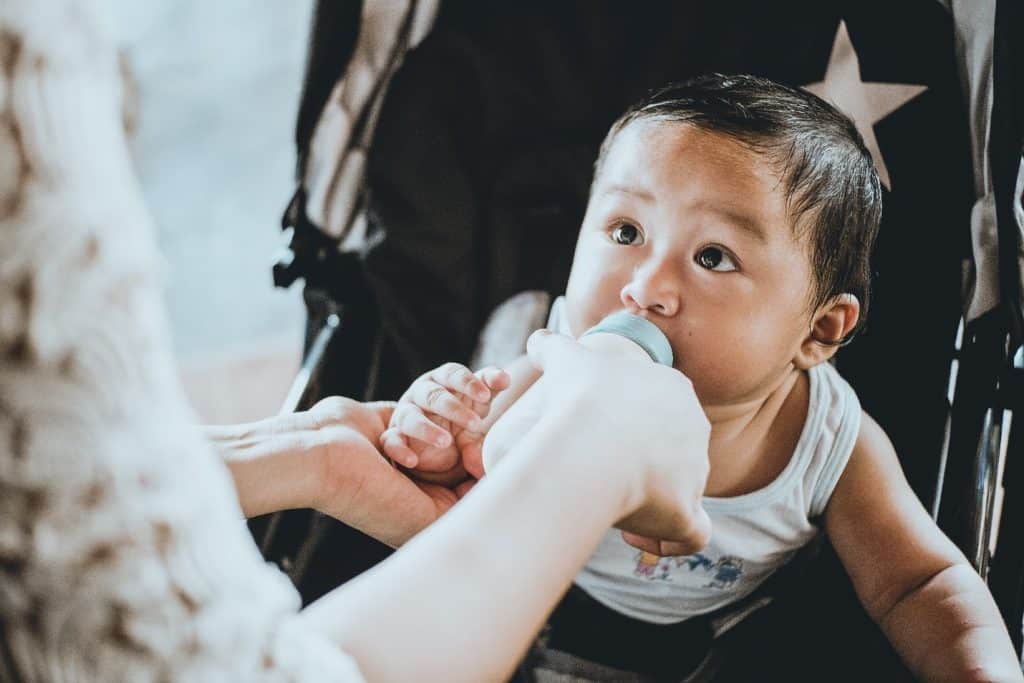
left=559, top=297, right=586, bottom=337
left=676, top=337, right=758, bottom=401
left=566, top=265, right=626, bottom=319
left=564, top=296, right=618, bottom=339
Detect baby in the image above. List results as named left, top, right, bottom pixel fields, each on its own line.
left=380, top=75, right=1020, bottom=681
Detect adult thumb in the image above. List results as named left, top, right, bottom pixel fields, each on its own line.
left=525, top=329, right=580, bottom=371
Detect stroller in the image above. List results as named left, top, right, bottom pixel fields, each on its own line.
left=254, top=1, right=1024, bottom=678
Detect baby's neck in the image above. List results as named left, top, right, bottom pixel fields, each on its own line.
left=701, top=366, right=808, bottom=497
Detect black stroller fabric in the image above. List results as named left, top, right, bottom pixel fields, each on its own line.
left=278, top=1, right=981, bottom=679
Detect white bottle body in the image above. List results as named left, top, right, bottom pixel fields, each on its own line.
left=481, top=332, right=653, bottom=473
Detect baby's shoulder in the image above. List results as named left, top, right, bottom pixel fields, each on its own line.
left=849, top=409, right=898, bottom=464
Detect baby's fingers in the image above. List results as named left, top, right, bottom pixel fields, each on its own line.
left=391, top=403, right=453, bottom=450
left=431, top=363, right=493, bottom=403
left=380, top=428, right=420, bottom=469
left=461, top=366, right=511, bottom=422
left=475, top=366, right=511, bottom=395
left=410, top=378, right=483, bottom=431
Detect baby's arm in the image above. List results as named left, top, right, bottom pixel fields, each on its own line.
left=825, top=412, right=1022, bottom=682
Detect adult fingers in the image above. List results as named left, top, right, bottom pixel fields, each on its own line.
left=620, top=505, right=712, bottom=557
left=620, top=534, right=698, bottom=559
left=460, top=439, right=485, bottom=479
left=524, top=329, right=581, bottom=372
left=620, top=531, right=666, bottom=556
left=455, top=477, right=478, bottom=499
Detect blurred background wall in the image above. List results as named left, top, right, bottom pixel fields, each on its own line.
left=112, top=1, right=315, bottom=423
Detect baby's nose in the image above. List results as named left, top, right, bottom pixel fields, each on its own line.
left=620, top=267, right=680, bottom=317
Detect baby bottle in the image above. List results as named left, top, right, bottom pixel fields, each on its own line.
left=480, top=311, right=674, bottom=473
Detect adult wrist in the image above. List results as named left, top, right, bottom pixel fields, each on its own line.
left=531, top=397, right=647, bottom=522
left=216, top=420, right=324, bottom=517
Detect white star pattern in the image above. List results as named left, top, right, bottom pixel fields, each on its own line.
left=803, top=21, right=927, bottom=190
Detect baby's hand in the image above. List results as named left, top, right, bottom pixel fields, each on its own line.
left=381, top=363, right=510, bottom=475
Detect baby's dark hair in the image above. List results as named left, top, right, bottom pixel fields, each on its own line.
left=594, top=73, right=883, bottom=344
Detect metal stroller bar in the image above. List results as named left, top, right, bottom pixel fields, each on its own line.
left=969, top=404, right=1006, bottom=576
left=939, top=312, right=1005, bottom=567
left=991, top=347, right=1024, bottom=655
left=258, top=311, right=340, bottom=556
left=981, top=0, right=1024, bottom=654
left=934, top=0, right=1024, bottom=654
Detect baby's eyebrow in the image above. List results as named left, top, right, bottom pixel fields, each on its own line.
left=700, top=205, right=768, bottom=244
left=598, top=187, right=769, bottom=243
left=603, top=184, right=656, bottom=202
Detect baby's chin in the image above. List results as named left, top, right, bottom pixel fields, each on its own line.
left=665, top=357, right=727, bottom=402
left=670, top=359, right=708, bottom=391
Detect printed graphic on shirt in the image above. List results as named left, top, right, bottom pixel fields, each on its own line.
left=703, top=556, right=744, bottom=589
left=633, top=551, right=674, bottom=581
left=632, top=551, right=745, bottom=589
left=679, top=554, right=714, bottom=572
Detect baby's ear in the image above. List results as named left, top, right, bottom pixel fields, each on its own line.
left=794, top=294, right=860, bottom=369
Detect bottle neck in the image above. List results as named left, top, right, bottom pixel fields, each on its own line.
left=578, top=331, right=653, bottom=361
left=577, top=311, right=674, bottom=366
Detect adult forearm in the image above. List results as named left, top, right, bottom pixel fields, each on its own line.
left=207, top=421, right=322, bottom=518
left=881, top=563, right=1022, bottom=682
left=299, top=416, right=630, bottom=683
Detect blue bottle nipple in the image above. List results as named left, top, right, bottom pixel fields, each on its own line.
left=579, top=311, right=674, bottom=367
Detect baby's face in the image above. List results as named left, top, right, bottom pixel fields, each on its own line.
left=565, top=121, right=818, bottom=406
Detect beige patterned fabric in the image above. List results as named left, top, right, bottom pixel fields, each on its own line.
left=0, top=2, right=362, bottom=680
left=304, top=0, right=440, bottom=242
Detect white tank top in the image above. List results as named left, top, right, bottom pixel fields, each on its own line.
left=548, top=297, right=862, bottom=625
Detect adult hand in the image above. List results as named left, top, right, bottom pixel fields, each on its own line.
left=524, top=330, right=713, bottom=555
left=304, top=398, right=463, bottom=545
left=213, top=397, right=459, bottom=547
left=619, top=532, right=699, bottom=557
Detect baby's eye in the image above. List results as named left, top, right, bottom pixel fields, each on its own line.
left=695, top=246, right=738, bottom=272
left=611, top=223, right=642, bottom=245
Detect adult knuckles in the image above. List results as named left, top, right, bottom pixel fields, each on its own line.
left=664, top=512, right=709, bottom=555
left=689, top=513, right=712, bottom=550
left=311, top=396, right=356, bottom=421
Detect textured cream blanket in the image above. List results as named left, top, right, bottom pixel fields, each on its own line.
left=0, top=2, right=362, bottom=680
